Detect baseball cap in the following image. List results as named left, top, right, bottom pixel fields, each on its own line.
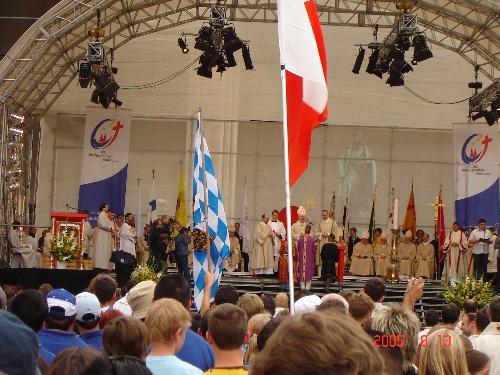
left=127, top=280, right=155, bottom=320
left=76, top=292, right=101, bottom=322
left=47, top=288, right=77, bottom=317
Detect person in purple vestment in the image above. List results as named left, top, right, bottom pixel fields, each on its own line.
left=297, top=224, right=317, bottom=291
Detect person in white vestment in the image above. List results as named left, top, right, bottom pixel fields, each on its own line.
left=23, top=227, right=42, bottom=268
left=349, top=230, right=374, bottom=276
left=442, top=222, right=468, bottom=283
left=415, top=233, right=435, bottom=279
left=120, top=213, right=137, bottom=255
left=268, top=209, right=286, bottom=273
left=315, top=209, right=338, bottom=276
left=9, top=221, right=38, bottom=268
left=224, top=225, right=241, bottom=272
left=398, top=230, right=416, bottom=279
left=373, top=231, right=391, bottom=277
left=291, top=206, right=307, bottom=246
left=94, top=203, right=115, bottom=270
left=81, top=209, right=93, bottom=259
left=251, top=213, right=275, bottom=275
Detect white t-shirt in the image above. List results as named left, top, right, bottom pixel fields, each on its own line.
left=146, top=354, right=202, bottom=375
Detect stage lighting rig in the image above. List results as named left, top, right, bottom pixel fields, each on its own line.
left=469, top=77, right=500, bottom=126
left=77, top=9, right=123, bottom=108
left=178, top=4, right=253, bottom=78
left=352, top=5, right=433, bottom=87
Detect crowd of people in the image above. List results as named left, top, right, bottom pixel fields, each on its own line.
left=1, top=274, right=499, bottom=375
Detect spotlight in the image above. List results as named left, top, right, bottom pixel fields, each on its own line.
left=483, top=110, right=499, bottom=126
left=242, top=45, right=253, bottom=70
left=92, top=72, right=121, bottom=109
left=195, top=26, right=212, bottom=51
left=491, top=98, right=500, bottom=112
left=111, top=67, right=118, bottom=74
left=352, top=47, right=365, bottom=74
left=366, top=48, right=382, bottom=78
left=411, top=34, right=433, bottom=64
left=471, top=111, right=485, bottom=121
left=223, top=27, right=244, bottom=53
left=9, top=113, right=24, bottom=123
left=468, top=82, right=483, bottom=89
left=78, top=62, right=92, bottom=88
left=197, top=51, right=214, bottom=79
left=90, top=89, right=99, bottom=104
left=178, top=38, right=189, bottom=54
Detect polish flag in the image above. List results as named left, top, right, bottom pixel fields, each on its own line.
left=278, top=0, right=328, bottom=187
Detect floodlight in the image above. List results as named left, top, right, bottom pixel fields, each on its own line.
left=352, top=47, right=365, bottom=74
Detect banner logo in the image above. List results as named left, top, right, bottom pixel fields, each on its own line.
left=90, top=118, right=124, bottom=149
left=461, top=133, right=492, bottom=164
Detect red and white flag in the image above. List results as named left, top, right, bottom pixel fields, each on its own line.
left=437, top=189, right=446, bottom=263
left=278, top=0, right=328, bottom=186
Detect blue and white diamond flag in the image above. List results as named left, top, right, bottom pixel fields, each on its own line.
left=192, top=114, right=230, bottom=311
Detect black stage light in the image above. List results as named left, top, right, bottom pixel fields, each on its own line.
left=471, top=111, right=485, bottom=121
left=242, top=45, right=253, bottom=70
left=352, top=47, right=365, bottom=74
left=483, top=110, right=499, bottom=126
left=92, top=72, right=121, bottom=109
left=111, top=67, right=118, bottom=74
left=225, top=50, right=237, bottom=67
left=366, top=48, right=382, bottom=78
left=223, top=27, right=244, bottom=53
left=491, top=98, right=500, bottom=112
left=78, top=62, right=92, bottom=88
left=178, top=38, right=189, bottom=54
left=90, top=89, right=99, bottom=104
left=411, top=34, right=433, bottom=64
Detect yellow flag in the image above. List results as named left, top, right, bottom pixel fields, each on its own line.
left=175, top=166, right=189, bottom=231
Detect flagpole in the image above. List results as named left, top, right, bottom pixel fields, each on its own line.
left=280, top=64, right=295, bottom=315
left=199, top=110, right=211, bottom=270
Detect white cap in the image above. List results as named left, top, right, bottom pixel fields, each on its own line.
left=381, top=231, right=388, bottom=239
left=297, top=206, right=306, bottom=216
left=405, top=230, right=413, bottom=238
left=361, top=230, right=370, bottom=239
left=294, top=295, right=321, bottom=314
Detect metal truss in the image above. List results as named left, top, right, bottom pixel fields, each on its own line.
left=0, top=0, right=499, bottom=233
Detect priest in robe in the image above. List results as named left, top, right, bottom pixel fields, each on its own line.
left=398, top=230, right=416, bottom=279
left=315, top=209, right=338, bottom=276
left=442, top=221, right=468, bottom=283
left=251, top=213, right=275, bottom=275
left=415, top=233, right=435, bottom=279
left=349, top=230, right=374, bottom=276
left=297, top=224, right=316, bottom=291
left=94, top=203, right=114, bottom=270
left=373, top=231, right=391, bottom=277
left=268, top=209, right=286, bottom=273
left=291, top=206, right=307, bottom=246
left=224, top=225, right=241, bottom=272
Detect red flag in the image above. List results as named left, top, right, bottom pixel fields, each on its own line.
left=437, top=189, right=446, bottom=263
left=278, top=0, right=328, bottom=186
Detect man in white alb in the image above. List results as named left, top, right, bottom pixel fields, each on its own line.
left=442, top=222, right=468, bottom=283
left=315, top=209, right=338, bottom=276
left=291, top=206, right=307, bottom=246
left=268, top=209, right=286, bottom=273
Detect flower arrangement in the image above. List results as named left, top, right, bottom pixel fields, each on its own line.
left=49, top=230, right=81, bottom=261
left=440, top=275, right=497, bottom=308
left=131, top=263, right=164, bottom=283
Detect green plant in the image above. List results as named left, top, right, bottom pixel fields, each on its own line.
left=49, top=230, right=81, bottom=261
left=440, top=274, right=497, bottom=309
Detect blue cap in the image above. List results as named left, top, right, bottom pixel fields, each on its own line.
left=47, top=288, right=77, bottom=317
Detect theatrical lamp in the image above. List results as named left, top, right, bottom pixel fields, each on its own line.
left=9, top=113, right=24, bottom=123
left=386, top=61, right=406, bottom=87
left=411, top=34, right=433, bottom=65
left=91, top=72, right=122, bottom=109
left=178, top=38, right=189, bottom=54
left=194, top=26, right=212, bottom=51
left=471, top=109, right=498, bottom=126
left=365, top=48, right=382, bottom=78
left=78, top=62, right=92, bottom=88
left=352, top=47, right=366, bottom=74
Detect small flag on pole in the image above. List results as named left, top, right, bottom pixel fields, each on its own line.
left=368, top=196, right=375, bottom=244
left=240, top=185, right=250, bottom=254
left=403, top=182, right=416, bottom=237
left=146, top=170, right=157, bottom=225
left=192, top=114, right=230, bottom=311
left=175, top=162, right=189, bottom=230
left=342, top=196, right=349, bottom=235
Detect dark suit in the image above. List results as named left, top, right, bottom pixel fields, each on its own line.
left=235, top=231, right=248, bottom=271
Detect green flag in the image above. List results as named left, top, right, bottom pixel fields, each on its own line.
left=368, top=197, right=375, bottom=244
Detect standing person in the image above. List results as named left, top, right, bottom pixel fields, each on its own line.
left=347, top=227, right=361, bottom=264
left=175, top=227, right=192, bottom=285
left=278, top=235, right=298, bottom=291
left=120, top=213, right=137, bottom=255
left=268, top=210, right=286, bottom=274
left=373, top=231, right=391, bottom=277
left=415, top=233, right=435, bottom=279
left=251, top=214, right=275, bottom=276
left=24, top=226, right=42, bottom=268
left=297, top=224, right=316, bottom=291
left=136, top=225, right=150, bottom=266
left=469, top=219, right=493, bottom=278
left=112, top=213, right=123, bottom=251
left=291, top=206, right=307, bottom=246
left=487, top=227, right=498, bottom=281
left=81, top=210, right=93, bottom=260
left=94, top=203, right=115, bottom=271
left=398, top=230, right=416, bottom=279
left=320, top=233, right=339, bottom=284
left=442, top=222, right=468, bottom=282
left=234, top=223, right=248, bottom=272
left=473, top=297, right=500, bottom=374
left=315, top=210, right=338, bottom=276
left=349, top=230, right=374, bottom=276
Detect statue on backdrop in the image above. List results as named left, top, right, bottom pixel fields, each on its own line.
left=338, top=130, right=376, bottom=217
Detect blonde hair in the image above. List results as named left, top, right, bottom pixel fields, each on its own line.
left=275, top=293, right=289, bottom=309
left=145, top=298, right=192, bottom=345
left=372, top=303, right=421, bottom=372
left=418, top=329, right=468, bottom=375
left=237, top=293, right=265, bottom=320
left=244, top=314, right=272, bottom=365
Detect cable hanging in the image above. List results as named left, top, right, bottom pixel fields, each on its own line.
left=121, top=57, right=199, bottom=90
left=403, top=84, right=472, bottom=105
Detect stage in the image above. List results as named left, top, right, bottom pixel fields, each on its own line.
left=0, top=268, right=103, bottom=295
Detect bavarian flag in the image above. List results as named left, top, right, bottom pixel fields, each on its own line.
left=175, top=163, right=189, bottom=233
